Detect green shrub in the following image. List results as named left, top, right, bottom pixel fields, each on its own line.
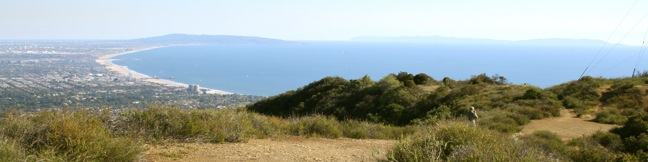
left=567, top=145, right=620, bottom=162
left=288, top=115, right=342, bottom=138
left=561, top=96, right=583, bottom=109
left=623, top=133, right=648, bottom=153
left=413, top=73, right=435, bottom=85
left=468, top=74, right=507, bottom=85
left=340, top=120, right=414, bottom=139
left=114, top=107, right=261, bottom=143
left=561, top=114, right=648, bottom=160
left=551, top=76, right=603, bottom=114
left=511, top=105, right=546, bottom=120
left=590, top=132, right=625, bottom=151
left=0, top=110, right=142, bottom=162
left=388, top=122, right=554, bottom=161
left=594, top=108, right=628, bottom=124
left=601, top=83, right=647, bottom=110
left=567, top=137, right=624, bottom=162
left=521, top=131, right=569, bottom=160
left=612, top=114, right=648, bottom=138
left=248, top=113, right=288, bottom=138
left=113, top=107, right=410, bottom=141
left=479, top=110, right=529, bottom=133
left=517, top=88, right=545, bottom=100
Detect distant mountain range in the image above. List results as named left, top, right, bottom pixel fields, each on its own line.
left=130, top=34, right=289, bottom=44
left=131, top=34, right=619, bottom=47
left=352, top=36, right=614, bottom=47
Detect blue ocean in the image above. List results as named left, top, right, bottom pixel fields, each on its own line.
left=114, top=42, right=644, bottom=96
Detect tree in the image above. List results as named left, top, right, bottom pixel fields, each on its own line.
left=396, top=72, right=414, bottom=83
left=378, top=74, right=403, bottom=90
left=612, top=114, right=648, bottom=138
left=413, top=73, right=434, bottom=85
left=517, top=88, right=545, bottom=100
left=468, top=74, right=507, bottom=85
left=350, top=75, right=374, bottom=89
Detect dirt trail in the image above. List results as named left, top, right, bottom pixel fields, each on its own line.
left=520, top=109, right=618, bottom=140
left=143, top=137, right=396, bottom=162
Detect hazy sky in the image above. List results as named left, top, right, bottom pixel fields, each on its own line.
left=1, top=0, right=648, bottom=43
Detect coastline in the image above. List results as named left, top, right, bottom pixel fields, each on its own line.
left=96, top=46, right=234, bottom=95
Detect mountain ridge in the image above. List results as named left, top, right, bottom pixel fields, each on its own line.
left=131, top=34, right=290, bottom=44
left=352, top=36, right=615, bottom=47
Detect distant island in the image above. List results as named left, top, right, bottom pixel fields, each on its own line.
left=352, top=36, right=614, bottom=47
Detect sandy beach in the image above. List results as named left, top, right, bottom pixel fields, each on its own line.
left=96, top=47, right=233, bottom=95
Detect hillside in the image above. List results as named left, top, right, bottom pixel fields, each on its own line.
left=249, top=72, right=563, bottom=132
left=550, top=75, right=648, bottom=124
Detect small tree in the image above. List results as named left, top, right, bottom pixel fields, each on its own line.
left=413, top=73, right=434, bottom=85
left=396, top=72, right=415, bottom=83
left=378, top=74, right=403, bottom=90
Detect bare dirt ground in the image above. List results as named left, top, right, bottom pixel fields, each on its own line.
left=143, top=137, right=396, bottom=162
left=520, top=109, right=618, bottom=140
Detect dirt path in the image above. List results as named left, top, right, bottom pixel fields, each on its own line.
left=520, top=109, right=618, bottom=140
left=143, top=137, right=396, bottom=162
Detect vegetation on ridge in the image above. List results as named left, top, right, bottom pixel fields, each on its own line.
left=551, top=75, right=648, bottom=124
left=249, top=72, right=562, bottom=132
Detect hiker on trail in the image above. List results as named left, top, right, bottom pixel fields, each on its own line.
left=468, top=106, right=479, bottom=127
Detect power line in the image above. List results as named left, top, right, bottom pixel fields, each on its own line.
left=590, top=12, right=648, bottom=77
left=579, top=0, right=641, bottom=78
left=633, top=26, right=648, bottom=77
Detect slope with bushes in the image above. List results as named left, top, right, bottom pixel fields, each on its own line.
left=551, top=76, right=648, bottom=124
left=389, top=116, right=648, bottom=162
left=389, top=122, right=556, bottom=161
left=249, top=72, right=563, bottom=133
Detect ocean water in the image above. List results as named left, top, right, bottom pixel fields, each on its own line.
left=114, top=42, right=645, bottom=96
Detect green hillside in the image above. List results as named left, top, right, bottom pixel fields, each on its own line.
left=250, top=72, right=563, bottom=132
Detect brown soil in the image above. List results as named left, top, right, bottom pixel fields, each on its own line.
left=520, top=109, right=618, bottom=140
left=143, top=137, right=396, bottom=162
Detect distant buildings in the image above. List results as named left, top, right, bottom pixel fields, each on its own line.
left=187, top=84, right=200, bottom=94
left=0, top=42, right=260, bottom=109
left=187, top=84, right=209, bottom=95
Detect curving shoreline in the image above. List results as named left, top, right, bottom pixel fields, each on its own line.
left=96, top=46, right=234, bottom=95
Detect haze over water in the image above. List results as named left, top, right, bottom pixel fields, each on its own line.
left=114, top=42, right=643, bottom=96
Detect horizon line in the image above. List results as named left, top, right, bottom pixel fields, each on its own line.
left=0, top=33, right=635, bottom=46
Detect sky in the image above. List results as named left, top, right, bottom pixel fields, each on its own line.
left=1, top=0, right=648, bottom=44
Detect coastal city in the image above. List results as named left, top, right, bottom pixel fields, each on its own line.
left=0, top=40, right=261, bottom=110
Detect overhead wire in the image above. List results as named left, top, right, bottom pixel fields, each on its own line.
left=590, top=11, right=648, bottom=76
left=594, top=11, right=648, bottom=75
left=579, top=0, right=641, bottom=78
left=633, top=25, right=648, bottom=77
